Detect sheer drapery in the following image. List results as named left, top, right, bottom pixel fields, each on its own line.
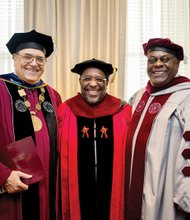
left=0, top=0, right=24, bottom=73
left=125, top=0, right=190, bottom=100
left=24, top=0, right=126, bottom=101
left=1, top=0, right=190, bottom=101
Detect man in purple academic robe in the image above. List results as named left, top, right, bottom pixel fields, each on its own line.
left=0, top=30, right=62, bottom=220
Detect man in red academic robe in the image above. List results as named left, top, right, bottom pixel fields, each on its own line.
left=58, top=58, right=131, bottom=220
left=0, top=30, right=62, bottom=220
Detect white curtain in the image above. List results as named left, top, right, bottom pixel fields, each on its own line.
left=124, top=0, right=190, bottom=100
left=13, top=0, right=190, bottom=101
left=0, top=0, right=24, bottom=73
left=24, top=0, right=126, bottom=101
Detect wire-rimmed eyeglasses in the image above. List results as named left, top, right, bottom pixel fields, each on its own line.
left=16, top=53, right=47, bottom=65
left=80, top=76, right=107, bottom=84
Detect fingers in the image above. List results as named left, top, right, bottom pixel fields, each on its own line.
left=3, top=170, right=32, bottom=194
left=19, top=171, right=33, bottom=179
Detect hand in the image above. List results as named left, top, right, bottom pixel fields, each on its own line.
left=3, top=170, right=32, bottom=193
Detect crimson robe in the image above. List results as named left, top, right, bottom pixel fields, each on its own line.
left=58, top=93, right=131, bottom=220
left=0, top=73, right=62, bottom=220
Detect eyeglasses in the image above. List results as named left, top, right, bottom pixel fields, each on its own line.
left=80, top=76, right=107, bottom=84
left=147, top=55, right=176, bottom=64
left=16, top=53, right=47, bottom=65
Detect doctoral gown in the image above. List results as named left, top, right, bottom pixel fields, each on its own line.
left=0, top=73, right=62, bottom=220
left=125, top=76, right=190, bottom=220
left=58, top=93, right=132, bottom=220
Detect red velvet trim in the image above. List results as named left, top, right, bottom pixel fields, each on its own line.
left=125, top=92, right=171, bottom=220
left=182, top=166, right=190, bottom=176
left=182, top=148, right=190, bottom=159
left=66, top=93, right=122, bottom=118
left=125, top=91, right=150, bottom=219
left=110, top=105, right=131, bottom=220
left=183, top=131, right=190, bottom=141
left=59, top=105, right=81, bottom=220
left=146, top=76, right=190, bottom=94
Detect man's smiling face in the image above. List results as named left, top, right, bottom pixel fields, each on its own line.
left=13, top=48, right=46, bottom=85
left=146, top=50, right=180, bottom=87
left=79, top=67, right=108, bottom=105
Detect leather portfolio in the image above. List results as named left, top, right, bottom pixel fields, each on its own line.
left=0, top=136, right=47, bottom=185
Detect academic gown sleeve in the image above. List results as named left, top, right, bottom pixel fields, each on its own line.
left=0, top=163, right=11, bottom=185
left=0, top=81, right=15, bottom=185
left=173, top=100, right=190, bottom=213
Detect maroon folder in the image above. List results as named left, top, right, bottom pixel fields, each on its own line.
left=0, top=136, right=47, bottom=185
